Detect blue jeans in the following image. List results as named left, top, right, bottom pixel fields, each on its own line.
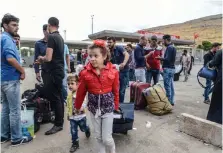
left=129, top=69, right=136, bottom=82
left=70, top=117, right=89, bottom=143
left=119, top=70, right=129, bottom=103
left=163, top=68, right=175, bottom=105
left=1, top=80, right=22, bottom=142
left=204, top=79, right=213, bottom=100
left=146, top=69, right=160, bottom=85
left=62, top=71, right=68, bottom=104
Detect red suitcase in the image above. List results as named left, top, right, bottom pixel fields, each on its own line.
left=130, top=82, right=150, bottom=110
left=130, top=82, right=139, bottom=102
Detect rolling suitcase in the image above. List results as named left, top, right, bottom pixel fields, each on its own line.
left=131, top=82, right=150, bottom=110
left=130, top=82, right=139, bottom=102
left=113, top=102, right=134, bottom=134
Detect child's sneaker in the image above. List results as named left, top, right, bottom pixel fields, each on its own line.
left=85, top=128, right=91, bottom=138
left=11, top=136, right=33, bottom=147
left=70, top=141, right=79, bottom=152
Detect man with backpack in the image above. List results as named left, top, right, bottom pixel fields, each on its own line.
left=145, top=35, right=162, bottom=85
left=203, top=42, right=221, bottom=104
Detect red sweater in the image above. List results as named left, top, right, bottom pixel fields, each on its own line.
left=145, top=46, right=162, bottom=70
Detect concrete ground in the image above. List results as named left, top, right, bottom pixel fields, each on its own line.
left=1, top=65, right=221, bottom=153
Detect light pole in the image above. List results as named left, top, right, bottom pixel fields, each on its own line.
left=91, top=15, right=94, bottom=34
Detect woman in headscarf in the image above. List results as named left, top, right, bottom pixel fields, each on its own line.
left=207, top=49, right=222, bottom=124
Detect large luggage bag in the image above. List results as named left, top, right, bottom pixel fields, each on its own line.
left=21, top=84, right=55, bottom=133
left=143, top=83, right=172, bottom=115
left=113, top=102, right=134, bottom=134
left=130, top=82, right=150, bottom=110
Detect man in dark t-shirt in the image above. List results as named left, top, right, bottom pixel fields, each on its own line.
left=36, top=17, right=65, bottom=135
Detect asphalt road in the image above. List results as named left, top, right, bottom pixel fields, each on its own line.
left=1, top=65, right=221, bottom=153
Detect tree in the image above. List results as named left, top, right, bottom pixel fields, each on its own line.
left=202, top=41, right=212, bottom=51
left=197, top=44, right=204, bottom=49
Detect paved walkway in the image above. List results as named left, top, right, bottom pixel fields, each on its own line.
left=1, top=65, right=221, bottom=153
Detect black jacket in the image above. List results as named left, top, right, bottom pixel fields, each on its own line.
left=209, top=50, right=222, bottom=81
left=203, top=51, right=215, bottom=66
left=162, top=44, right=176, bottom=69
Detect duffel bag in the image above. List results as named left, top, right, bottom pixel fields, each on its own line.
left=143, top=84, right=172, bottom=115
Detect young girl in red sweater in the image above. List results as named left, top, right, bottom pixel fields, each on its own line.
left=75, top=40, right=119, bottom=153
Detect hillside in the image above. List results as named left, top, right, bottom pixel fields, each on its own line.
left=144, top=14, right=222, bottom=45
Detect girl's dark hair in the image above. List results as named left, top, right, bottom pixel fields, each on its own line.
left=88, top=40, right=111, bottom=65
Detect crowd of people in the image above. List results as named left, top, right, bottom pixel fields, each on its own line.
left=1, top=13, right=222, bottom=153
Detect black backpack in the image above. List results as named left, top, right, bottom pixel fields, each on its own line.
left=21, top=84, right=55, bottom=133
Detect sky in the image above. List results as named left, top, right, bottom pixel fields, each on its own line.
left=0, top=0, right=222, bottom=40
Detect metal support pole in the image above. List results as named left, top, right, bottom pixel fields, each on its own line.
left=91, top=15, right=94, bottom=34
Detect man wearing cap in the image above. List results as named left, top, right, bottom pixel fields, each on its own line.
left=203, top=42, right=221, bottom=104
left=34, top=24, right=49, bottom=83
left=156, top=35, right=176, bottom=106
left=144, top=35, right=162, bottom=85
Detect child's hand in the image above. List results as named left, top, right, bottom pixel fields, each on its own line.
left=73, top=109, right=80, bottom=115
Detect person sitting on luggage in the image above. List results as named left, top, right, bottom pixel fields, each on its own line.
left=75, top=40, right=119, bottom=153
left=66, top=75, right=91, bottom=152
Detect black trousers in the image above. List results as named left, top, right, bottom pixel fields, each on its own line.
left=44, top=71, right=64, bottom=126
left=207, top=79, right=222, bottom=124
left=41, top=70, right=48, bottom=85
left=70, top=62, right=75, bottom=73
left=188, top=63, right=192, bottom=74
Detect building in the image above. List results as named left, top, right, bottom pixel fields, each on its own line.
left=88, top=30, right=194, bottom=46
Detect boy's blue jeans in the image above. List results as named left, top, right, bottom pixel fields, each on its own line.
left=70, top=117, right=89, bottom=143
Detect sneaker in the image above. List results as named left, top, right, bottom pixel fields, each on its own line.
left=1, top=137, right=10, bottom=144
left=45, top=125, right=63, bottom=135
left=204, top=99, right=211, bottom=105
left=11, top=136, right=33, bottom=147
left=70, top=141, right=79, bottom=152
left=85, top=128, right=91, bottom=138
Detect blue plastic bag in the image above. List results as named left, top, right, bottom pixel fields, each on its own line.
left=21, top=105, right=34, bottom=137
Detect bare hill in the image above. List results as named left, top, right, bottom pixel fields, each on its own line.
left=144, top=14, right=222, bottom=45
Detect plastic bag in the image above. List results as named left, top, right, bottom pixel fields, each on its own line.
left=175, top=64, right=182, bottom=74
left=21, top=105, right=34, bottom=137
